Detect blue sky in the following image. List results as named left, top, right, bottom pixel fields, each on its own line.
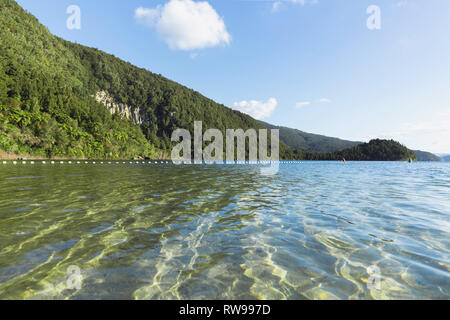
left=16, top=0, right=450, bottom=153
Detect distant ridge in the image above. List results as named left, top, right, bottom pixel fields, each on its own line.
left=413, top=150, right=442, bottom=162
left=260, top=121, right=362, bottom=153
left=260, top=123, right=440, bottom=161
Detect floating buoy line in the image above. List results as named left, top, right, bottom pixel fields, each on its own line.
left=0, top=160, right=347, bottom=166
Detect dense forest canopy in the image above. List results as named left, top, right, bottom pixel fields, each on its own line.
left=0, top=0, right=154, bottom=159
left=0, top=0, right=422, bottom=161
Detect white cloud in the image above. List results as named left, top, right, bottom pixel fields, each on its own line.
left=233, top=98, right=278, bottom=120
left=295, top=101, right=311, bottom=109
left=272, top=0, right=318, bottom=13
left=135, top=0, right=231, bottom=51
left=295, top=98, right=330, bottom=109
left=395, top=1, right=408, bottom=8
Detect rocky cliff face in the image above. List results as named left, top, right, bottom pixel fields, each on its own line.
left=95, top=91, right=145, bottom=126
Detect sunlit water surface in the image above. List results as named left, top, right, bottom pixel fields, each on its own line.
left=0, top=162, right=449, bottom=300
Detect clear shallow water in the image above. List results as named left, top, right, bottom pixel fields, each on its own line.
left=0, top=161, right=449, bottom=300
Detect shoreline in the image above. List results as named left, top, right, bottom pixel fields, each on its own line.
left=0, top=150, right=436, bottom=163
left=0, top=151, right=170, bottom=161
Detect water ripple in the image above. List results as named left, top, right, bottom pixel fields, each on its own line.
left=0, top=162, right=449, bottom=299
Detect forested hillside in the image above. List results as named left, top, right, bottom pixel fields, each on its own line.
left=0, top=0, right=271, bottom=159
left=0, top=0, right=157, bottom=159
left=0, top=0, right=420, bottom=161
left=260, top=121, right=361, bottom=152
left=260, top=122, right=439, bottom=161
left=413, top=150, right=442, bottom=162
left=283, top=139, right=417, bottom=161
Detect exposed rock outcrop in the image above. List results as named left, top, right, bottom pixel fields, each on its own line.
left=95, top=91, right=145, bottom=125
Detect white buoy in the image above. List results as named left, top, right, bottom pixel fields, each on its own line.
left=30, top=161, right=35, bottom=164
left=13, top=161, right=17, bottom=165
left=2, top=161, right=7, bottom=164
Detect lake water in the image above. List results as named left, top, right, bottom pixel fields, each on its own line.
left=0, top=161, right=449, bottom=300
